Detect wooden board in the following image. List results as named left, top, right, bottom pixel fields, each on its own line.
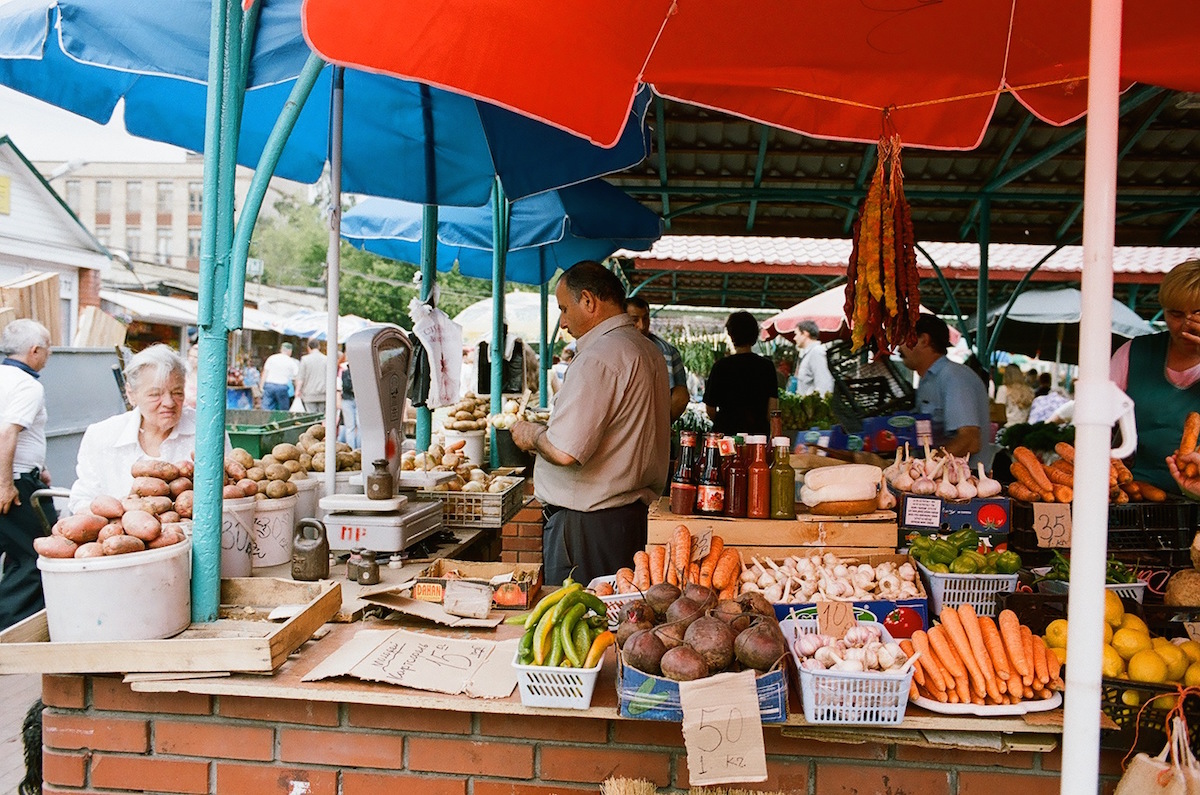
left=72, top=305, right=126, bottom=347
left=0, top=578, right=340, bottom=674
left=648, top=498, right=897, bottom=548
left=0, top=271, right=61, bottom=345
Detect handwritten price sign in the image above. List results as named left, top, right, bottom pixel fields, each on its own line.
left=817, top=600, right=856, bottom=639
left=678, top=671, right=767, bottom=786
left=1033, top=503, right=1072, bottom=548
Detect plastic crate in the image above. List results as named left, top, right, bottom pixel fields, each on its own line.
left=825, top=341, right=915, bottom=432
left=916, top=560, right=1017, bottom=617
left=995, top=591, right=1068, bottom=635
left=512, top=651, right=601, bottom=709
left=225, top=409, right=324, bottom=458
left=1100, top=678, right=1200, bottom=757
left=1010, top=500, right=1195, bottom=569
left=616, top=654, right=788, bottom=722
left=1033, top=571, right=1149, bottom=604
left=587, top=575, right=637, bottom=630
left=782, top=617, right=912, bottom=725
left=418, top=478, right=526, bottom=528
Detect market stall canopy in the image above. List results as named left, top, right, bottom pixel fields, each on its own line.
left=100, top=289, right=279, bottom=331
left=453, top=292, right=546, bottom=347
left=761, top=284, right=952, bottom=343
left=341, top=179, right=662, bottom=285
left=270, top=310, right=374, bottom=341
left=302, top=0, right=1200, bottom=150
left=977, top=287, right=1157, bottom=361
left=0, top=0, right=653, bottom=206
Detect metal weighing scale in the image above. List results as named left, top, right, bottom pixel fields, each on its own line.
left=319, top=326, right=448, bottom=555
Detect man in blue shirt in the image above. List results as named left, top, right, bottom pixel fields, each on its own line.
left=625, top=296, right=689, bottom=422
left=898, top=315, right=991, bottom=464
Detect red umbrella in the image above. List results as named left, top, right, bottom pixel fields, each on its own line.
left=761, top=286, right=957, bottom=343
left=301, top=0, right=1200, bottom=149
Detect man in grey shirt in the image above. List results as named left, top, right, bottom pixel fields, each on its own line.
left=512, top=262, right=670, bottom=585
left=792, top=320, right=835, bottom=395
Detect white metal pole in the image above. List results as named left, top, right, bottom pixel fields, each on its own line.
left=324, top=68, right=343, bottom=495
left=1060, top=0, right=1121, bottom=791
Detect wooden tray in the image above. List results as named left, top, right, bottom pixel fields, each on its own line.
left=0, top=578, right=340, bottom=674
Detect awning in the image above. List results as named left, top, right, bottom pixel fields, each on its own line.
left=99, top=290, right=278, bottom=332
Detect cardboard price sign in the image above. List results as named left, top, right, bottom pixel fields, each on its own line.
left=678, top=670, right=768, bottom=786
left=816, top=600, right=856, bottom=639
left=1033, top=503, right=1072, bottom=548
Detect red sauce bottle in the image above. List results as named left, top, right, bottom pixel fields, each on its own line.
left=723, top=435, right=749, bottom=517
left=696, top=433, right=726, bottom=515
left=746, top=435, right=771, bottom=519
left=669, top=430, right=699, bottom=515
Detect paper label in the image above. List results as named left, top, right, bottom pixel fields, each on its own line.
left=904, top=497, right=942, bottom=528
left=692, top=527, right=713, bottom=562
left=816, top=600, right=857, bottom=639
left=678, top=671, right=768, bottom=786
left=1033, top=503, right=1072, bottom=548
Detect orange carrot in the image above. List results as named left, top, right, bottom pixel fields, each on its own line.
left=910, top=631, right=947, bottom=694
left=699, top=536, right=725, bottom=588
left=1136, top=481, right=1168, bottom=502
left=1052, top=484, right=1073, bottom=503
left=956, top=604, right=1000, bottom=702
left=1044, top=465, right=1074, bottom=488
left=1120, top=481, right=1143, bottom=501
left=718, top=584, right=736, bottom=601
left=1007, top=481, right=1042, bottom=503
left=1013, top=447, right=1053, bottom=494
left=1180, top=411, right=1200, bottom=456
left=1011, top=461, right=1053, bottom=502
left=928, top=625, right=971, bottom=703
left=711, top=548, right=741, bottom=590
left=648, top=545, right=666, bottom=586
left=979, top=616, right=1010, bottom=682
left=1028, top=629, right=1050, bottom=686
left=909, top=680, right=921, bottom=701
left=615, top=567, right=635, bottom=594
left=1113, top=458, right=1134, bottom=485
left=1020, top=625, right=1036, bottom=686
left=672, top=525, right=692, bottom=582
left=939, top=608, right=986, bottom=698
left=998, top=609, right=1031, bottom=680
left=632, top=551, right=651, bottom=591
left=1045, top=643, right=1062, bottom=683
left=688, top=562, right=700, bottom=585
left=1054, top=442, right=1075, bottom=464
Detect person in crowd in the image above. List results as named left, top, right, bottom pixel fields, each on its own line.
left=994, top=363, right=1034, bottom=426
left=1028, top=387, right=1069, bottom=424
left=898, top=314, right=991, bottom=464
left=337, top=348, right=360, bottom=448
left=1034, top=371, right=1052, bottom=397
left=183, top=344, right=199, bottom=409
left=550, top=344, right=574, bottom=390
left=295, top=338, right=327, bottom=414
left=261, top=342, right=299, bottom=411
left=792, top=319, right=835, bottom=396
left=704, top=311, right=778, bottom=437
left=625, top=296, right=689, bottom=422
left=242, top=357, right=262, bottom=409
left=511, top=261, right=669, bottom=585
left=69, top=345, right=231, bottom=514
left=0, top=320, right=54, bottom=629
left=1115, top=259, right=1200, bottom=491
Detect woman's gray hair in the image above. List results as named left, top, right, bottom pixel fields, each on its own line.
left=124, top=344, right=186, bottom=393
left=1, top=319, right=51, bottom=357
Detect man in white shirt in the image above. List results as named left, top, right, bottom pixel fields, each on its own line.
left=0, top=320, right=53, bottom=628
left=295, top=338, right=327, bottom=414
left=792, top=320, right=835, bottom=395
left=261, top=342, right=299, bottom=411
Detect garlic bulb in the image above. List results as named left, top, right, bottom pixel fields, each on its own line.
left=935, top=469, right=958, bottom=500
left=955, top=475, right=978, bottom=500
left=976, top=463, right=1003, bottom=498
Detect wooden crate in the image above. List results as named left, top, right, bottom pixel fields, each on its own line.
left=0, top=578, right=340, bottom=674
left=647, top=497, right=897, bottom=550
left=0, top=271, right=62, bottom=344
left=73, top=305, right=126, bottom=347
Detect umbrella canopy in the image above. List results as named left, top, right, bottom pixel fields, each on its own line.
left=270, top=310, right=374, bottom=341
left=980, top=287, right=1156, bottom=361
left=302, top=0, right=1200, bottom=150
left=340, top=179, right=663, bottom=285
left=762, top=285, right=950, bottom=342
left=0, top=0, right=652, bottom=206
left=453, top=292, right=546, bottom=346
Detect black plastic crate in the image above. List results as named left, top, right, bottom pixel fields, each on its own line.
left=826, top=341, right=914, bottom=431
left=1140, top=603, right=1200, bottom=640
left=994, top=591, right=1068, bottom=635
left=1108, top=501, right=1197, bottom=532
left=1100, top=679, right=1200, bottom=757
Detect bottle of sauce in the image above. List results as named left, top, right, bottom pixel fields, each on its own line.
left=723, top=435, right=749, bottom=517
left=696, top=433, right=726, bottom=515
left=769, top=436, right=796, bottom=519
left=670, top=430, right=699, bottom=515
left=769, top=409, right=784, bottom=442
left=746, top=435, right=771, bottom=519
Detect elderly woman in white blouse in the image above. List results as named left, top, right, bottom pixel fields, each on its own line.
left=68, top=344, right=230, bottom=514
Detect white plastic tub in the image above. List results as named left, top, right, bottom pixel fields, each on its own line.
left=292, top=476, right=319, bottom=527
left=221, top=496, right=256, bottom=577
left=252, top=494, right=297, bottom=568
left=38, top=537, right=192, bottom=642
left=444, top=429, right=485, bottom=466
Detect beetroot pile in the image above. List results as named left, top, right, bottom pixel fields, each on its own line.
left=616, top=582, right=788, bottom=681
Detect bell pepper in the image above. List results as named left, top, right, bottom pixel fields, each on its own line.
left=962, top=550, right=987, bottom=570
left=947, top=528, right=980, bottom=553
left=995, top=550, right=1022, bottom=575
left=926, top=562, right=950, bottom=574
left=909, top=536, right=934, bottom=555
left=949, top=554, right=979, bottom=574
left=928, top=540, right=959, bottom=566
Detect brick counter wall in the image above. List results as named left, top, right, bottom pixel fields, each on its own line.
left=501, top=499, right=543, bottom=566
left=39, top=674, right=1128, bottom=795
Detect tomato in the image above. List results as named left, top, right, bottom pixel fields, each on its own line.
left=883, top=606, right=923, bottom=638
left=976, top=503, right=1009, bottom=530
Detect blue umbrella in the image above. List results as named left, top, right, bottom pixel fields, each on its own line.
left=0, top=0, right=651, bottom=206
left=341, top=179, right=663, bottom=285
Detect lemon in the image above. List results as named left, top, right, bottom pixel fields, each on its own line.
left=1121, top=613, right=1150, bottom=635
left=1105, top=591, right=1125, bottom=627
left=1045, top=619, right=1069, bottom=650
left=1102, top=644, right=1126, bottom=678
left=1128, top=649, right=1169, bottom=684
left=1181, top=640, right=1200, bottom=664
left=1104, top=623, right=1114, bottom=645
left=1152, top=636, right=1174, bottom=650
left=1185, top=661, right=1200, bottom=687
left=1156, top=643, right=1189, bottom=681
left=1049, top=646, right=1067, bottom=666
left=1121, top=689, right=1142, bottom=706
left=1112, top=628, right=1154, bottom=661
left=1154, top=694, right=1179, bottom=710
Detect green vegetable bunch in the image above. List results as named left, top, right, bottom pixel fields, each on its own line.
left=1037, top=550, right=1137, bottom=585
left=996, top=422, right=1075, bottom=454
left=778, top=390, right=836, bottom=433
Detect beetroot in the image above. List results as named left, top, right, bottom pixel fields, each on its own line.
left=664, top=596, right=705, bottom=629
left=654, top=622, right=687, bottom=651
left=660, top=645, right=709, bottom=681
left=684, top=616, right=735, bottom=672
left=712, top=599, right=752, bottom=634
left=616, top=600, right=656, bottom=649
left=734, top=620, right=787, bottom=672
left=645, top=582, right=681, bottom=616
left=623, top=629, right=668, bottom=676
left=682, top=583, right=717, bottom=610
left=737, top=590, right=776, bottom=619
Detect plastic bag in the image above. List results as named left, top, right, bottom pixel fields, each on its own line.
left=289, top=395, right=305, bottom=412
left=1115, top=716, right=1200, bottom=794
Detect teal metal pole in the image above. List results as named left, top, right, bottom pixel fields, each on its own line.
left=489, top=179, right=509, bottom=469
left=539, top=280, right=549, bottom=408
left=416, top=204, right=437, bottom=451
left=975, top=198, right=991, bottom=362
left=193, top=0, right=246, bottom=622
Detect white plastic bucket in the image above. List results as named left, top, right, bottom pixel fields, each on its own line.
left=315, top=471, right=359, bottom=520
left=221, top=496, right=256, bottom=577
left=292, top=477, right=319, bottom=527
left=251, top=494, right=297, bottom=568
left=38, top=537, right=192, bottom=642
left=444, top=429, right=485, bottom=466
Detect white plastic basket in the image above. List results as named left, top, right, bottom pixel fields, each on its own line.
left=1034, top=571, right=1148, bottom=604
left=512, top=651, right=602, bottom=710
left=587, top=575, right=638, bottom=629
left=916, top=560, right=1017, bottom=617
left=781, top=618, right=912, bottom=725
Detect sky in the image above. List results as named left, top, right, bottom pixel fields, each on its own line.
left=0, top=86, right=187, bottom=163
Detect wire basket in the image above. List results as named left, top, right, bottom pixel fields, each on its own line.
left=512, top=651, right=602, bottom=710
left=587, top=575, right=637, bottom=630
left=781, top=617, right=912, bottom=725
left=916, top=561, right=1018, bottom=617
left=418, top=477, right=526, bottom=528
left=1034, top=573, right=1148, bottom=604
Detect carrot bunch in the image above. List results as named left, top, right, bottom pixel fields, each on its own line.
left=615, top=526, right=741, bottom=600
left=905, top=606, right=1062, bottom=706
left=1009, top=442, right=1166, bottom=504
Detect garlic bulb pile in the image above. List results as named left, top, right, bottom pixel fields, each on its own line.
left=792, top=624, right=910, bottom=674
left=883, top=445, right=1002, bottom=500
left=739, top=553, right=921, bottom=603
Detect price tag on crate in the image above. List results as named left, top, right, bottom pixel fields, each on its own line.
left=678, top=670, right=768, bottom=786
left=1033, top=503, right=1072, bottom=548
left=691, top=527, right=713, bottom=562
left=817, top=600, right=856, bottom=639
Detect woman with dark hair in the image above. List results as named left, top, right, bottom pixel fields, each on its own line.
left=703, top=311, right=778, bottom=436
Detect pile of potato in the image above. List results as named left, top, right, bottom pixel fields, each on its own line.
left=489, top=399, right=550, bottom=431
left=237, top=444, right=305, bottom=501
left=401, top=436, right=520, bottom=494
left=34, top=459, right=194, bottom=559
left=294, top=423, right=361, bottom=472
left=442, top=393, right=489, bottom=432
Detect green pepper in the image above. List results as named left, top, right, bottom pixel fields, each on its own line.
left=559, top=603, right=588, bottom=667
left=985, top=551, right=1001, bottom=568
left=949, top=554, right=979, bottom=574
left=947, top=528, right=980, bottom=553
left=517, top=626, right=535, bottom=665
left=546, top=631, right=565, bottom=667
left=926, top=562, right=950, bottom=574
left=962, top=550, right=987, bottom=569
left=909, top=536, right=934, bottom=555
left=995, top=551, right=1022, bottom=575
left=928, top=540, right=959, bottom=566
